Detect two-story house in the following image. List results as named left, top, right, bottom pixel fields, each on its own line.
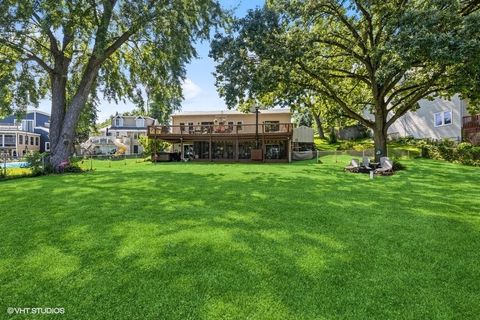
left=147, top=109, right=294, bottom=162
left=0, top=110, right=51, bottom=157
left=82, top=113, right=158, bottom=155
left=387, top=95, right=480, bottom=144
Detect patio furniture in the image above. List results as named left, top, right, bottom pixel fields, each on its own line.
left=380, top=156, right=390, bottom=167
left=344, top=158, right=360, bottom=172
left=374, top=159, right=394, bottom=175
left=361, top=156, right=371, bottom=169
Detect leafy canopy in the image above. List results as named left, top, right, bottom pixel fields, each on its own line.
left=0, top=0, right=223, bottom=118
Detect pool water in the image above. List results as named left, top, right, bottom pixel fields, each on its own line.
left=3, top=162, right=29, bottom=168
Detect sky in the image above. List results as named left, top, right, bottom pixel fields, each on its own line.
left=37, top=0, right=265, bottom=121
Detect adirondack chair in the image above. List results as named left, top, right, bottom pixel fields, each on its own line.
left=361, top=156, right=371, bottom=169
left=344, top=158, right=360, bottom=172
left=374, top=159, right=393, bottom=175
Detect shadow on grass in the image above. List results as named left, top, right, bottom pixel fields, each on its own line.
left=0, top=159, right=479, bottom=319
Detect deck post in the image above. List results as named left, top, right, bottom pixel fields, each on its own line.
left=209, top=136, right=212, bottom=162
left=288, top=138, right=292, bottom=163
left=235, top=137, right=239, bottom=161
left=180, top=138, right=184, bottom=161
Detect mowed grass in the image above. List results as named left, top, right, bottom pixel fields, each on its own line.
left=0, top=158, right=479, bottom=319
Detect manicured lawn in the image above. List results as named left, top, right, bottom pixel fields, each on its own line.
left=1, top=158, right=479, bottom=319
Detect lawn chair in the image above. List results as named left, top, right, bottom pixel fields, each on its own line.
left=380, top=156, right=390, bottom=167
left=374, top=159, right=393, bottom=175
left=344, top=158, right=360, bottom=173
left=361, top=156, right=371, bottom=169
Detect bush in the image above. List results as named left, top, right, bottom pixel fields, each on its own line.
left=421, top=141, right=480, bottom=166
left=138, top=136, right=170, bottom=157
left=327, top=128, right=337, bottom=144
left=24, top=152, right=46, bottom=176
left=392, top=160, right=406, bottom=171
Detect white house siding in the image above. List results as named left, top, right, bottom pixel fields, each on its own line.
left=387, top=95, right=469, bottom=141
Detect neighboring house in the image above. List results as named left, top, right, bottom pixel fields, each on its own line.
left=0, top=110, right=51, bottom=157
left=82, top=114, right=158, bottom=155
left=387, top=95, right=472, bottom=142
left=147, top=109, right=294, bottom=162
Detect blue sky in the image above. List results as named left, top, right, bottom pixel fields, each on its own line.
left=37, top=0, right=265, bottom=121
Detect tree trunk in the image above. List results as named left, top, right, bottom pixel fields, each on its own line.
left=313, top=113, right=325, bottom=138
left=49, top=59, right=100, bottom=170
left=373, top=112, right=388, bottom=162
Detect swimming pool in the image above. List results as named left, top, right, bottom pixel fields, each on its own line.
left=3, top=162, right=29, bottom=168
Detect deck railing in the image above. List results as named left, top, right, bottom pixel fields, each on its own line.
left=148, top=123, right=293, bottom=136
left=463, top=114, right=480, bottom=130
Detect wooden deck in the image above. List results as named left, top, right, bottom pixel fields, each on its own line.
left=463, top=114, right=480, bottom=144
left=147, top=123, right=293, bottom=142
left=147, top=123, right=293, bottom=162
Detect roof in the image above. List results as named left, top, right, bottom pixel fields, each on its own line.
left=106, top=126, right=148, bottom=130
left=26, top=109, right=51, bottom=117
left=172, top=108, right=291, bottom=116
left=112, top=114, right=156, bottom=121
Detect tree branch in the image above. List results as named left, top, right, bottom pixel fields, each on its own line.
left=0, top=39, right=53, bottom=73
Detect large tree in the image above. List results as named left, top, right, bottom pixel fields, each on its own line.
left=0, top=0, right=221, bottom=168
left=211, top=1, right=480, bottom=160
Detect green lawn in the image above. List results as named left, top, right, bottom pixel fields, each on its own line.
left=1, top=158, right=479, bottom=319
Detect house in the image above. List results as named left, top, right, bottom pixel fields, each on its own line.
left=387, top=95, right=473, bottom=142
left=147, top=109, right=294, bottom=162
left=82, top=114, right=158, bottom=155
left=0, top=110, right=51, bottom=157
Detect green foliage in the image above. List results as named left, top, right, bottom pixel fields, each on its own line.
left=421, top=141, right=480, bottom=166
left=24, top=152, right=45, bottom=176
left=210, top=1, right=480, bottom=157
left=327, top=129, right=337, bottom=144
left=1, top=0, right=224, bottom=167
left=392, top=160, right=407, bottom=171
left=138, top=136, right=169, bottom=158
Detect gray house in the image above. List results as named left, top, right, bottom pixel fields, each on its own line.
left=387, top=95, right=472, bottom=142
left=0, top=110, right=51, bottom=155
left=82, top=114, right=158, bottom=155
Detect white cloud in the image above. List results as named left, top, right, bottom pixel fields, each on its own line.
left=182, top=78, right=202, bottom=101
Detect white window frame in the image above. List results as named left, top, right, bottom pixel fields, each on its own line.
left=434, top=110, right=453, bottom=127
left=136, top=117, right=145, bottom=128
left=114, top=116, right=124, bottom=127
left=45, top=142, right=50, bottom=151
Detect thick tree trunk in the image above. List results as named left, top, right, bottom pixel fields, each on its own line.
left=49, top=60, right=100, bottom=171
left=49, top=56, right=69, bottom=152
left=313, top=113, right=325, bottom=138
left=373, top=112, right=388, bottom=162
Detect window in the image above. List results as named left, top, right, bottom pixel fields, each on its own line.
left=19, top=135, right=23, bottom=145
left=228, top=122, right=234, bottom=132
left=21, top=120, right=34, bottom=132
left=434, top=111, right=452, bottom=127
left=35, top=137, right=39, bottom=146
left=264, top=121, right=280, bottom=132
left=115, top=131, right=120, bottom=137
left=114, top=117, right=123, bottom=127
left=30, top=136, right=34, bottom=145
left=136, top=117, right=144, bottom=127
left=180, top=122, right=185, bottom=133
left=45, top=142, right=50, bottom=151
left=237, top=121, right=243, bottom=130
left=188, top=122, right=194, bottom=134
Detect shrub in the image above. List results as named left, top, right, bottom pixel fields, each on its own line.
left=24, top=152, right=46, bottom=176
left=421, top=141, right=480, bottom=166
left=392, top=160, right=406, bottom=171
left=327, top=129, right=337, bottom=144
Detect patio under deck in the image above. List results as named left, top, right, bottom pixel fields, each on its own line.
left=147, top=123, right=293, bottom=162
